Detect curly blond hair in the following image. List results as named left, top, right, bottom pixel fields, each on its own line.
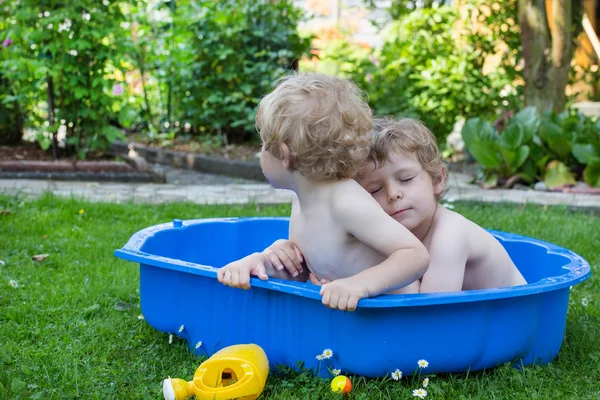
left=368, top=117, right=447, bottom=198
left=256, top=73, right=372, bottom=180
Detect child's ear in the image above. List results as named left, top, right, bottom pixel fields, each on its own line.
left=433, top=166, right=447, bottom=195
left=280, top=143, right=292, bottom=170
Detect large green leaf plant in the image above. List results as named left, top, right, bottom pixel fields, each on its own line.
left=462, top=107, right=600, bottom=189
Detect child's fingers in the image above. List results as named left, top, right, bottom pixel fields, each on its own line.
left=275, top=248, right=300, bottom=277
left=280, top=246, right=303, bottom=273
left=292, top=243, right=304, bottom=263
left=222, top=268, right=232, bottom=284
left=328, top=292, right=340, bottom=310
left=320, top=285, right=330, bottom=305
left=337, top=295, right=349, bottom=311
left=319, top=283, right=327, bottom=295
left=264, top=249, right=283, bottom=271
left=347, top=297, right=359, bottom=312
left=255, top=263, right=269, bottom=281
left=309, top=273, right=322, bottom=286
left=239, top=270, right=251, bottom=290
left=231, top=270, right=240, bottom=288
left=217, top=268, right=225, bottom=283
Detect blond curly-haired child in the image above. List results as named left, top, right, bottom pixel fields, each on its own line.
left=217, top=74, right=428, bottom=311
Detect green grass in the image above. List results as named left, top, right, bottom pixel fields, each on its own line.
left=0, top=193, right=598, bottom=400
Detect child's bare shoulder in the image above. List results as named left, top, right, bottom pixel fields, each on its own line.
left=330, top=179, right=374, bottom=209
left=430, top=207, right=468, bottom=240
left=430, top=206, right=497, bottom=252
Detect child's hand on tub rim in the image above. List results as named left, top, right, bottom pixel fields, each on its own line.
left=217, top=253, right=269, bottom=290
left=320, top=276, right=370, bottom=312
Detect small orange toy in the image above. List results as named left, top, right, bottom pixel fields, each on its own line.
left=330, top=375, right=352, bottom=395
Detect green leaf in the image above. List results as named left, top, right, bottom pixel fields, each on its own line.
left=514, top=145, right=530, bottom=169
left=583, top=160, right=600, bottom=187
left=461, top=117, right=495, bottom=145
left=512, top=106, right=540, bottom=142
left=544, top=160, right=576, bottom=190
left=481, top=173, right=498, bottom=189
left=572, top=143, right=599, bottom=165
left=467, top=141, right=503, bottom=169
left=498, top=122, right=524, bottom=149
left=74, top=87, right=87, bottom=100
left=521, top=159, right=538, bottom=181
left=539, top=122, right=571, bottom=159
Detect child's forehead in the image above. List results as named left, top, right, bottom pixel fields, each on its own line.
left=369, top=149, right=421, bottom=170
left=359, top=150, right=421, bottom=180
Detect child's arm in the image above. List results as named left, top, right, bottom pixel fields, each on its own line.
left=321, top=185, right=429, bottom=311
left=419, top=224, right=467, bottom=293
left=217, top=241, right=308, bottom=290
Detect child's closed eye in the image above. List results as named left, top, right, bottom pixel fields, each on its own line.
left=369, top=187, right=382, bottom=195
left=399, top=177, right=414, bottom=183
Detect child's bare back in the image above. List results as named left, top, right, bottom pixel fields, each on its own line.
left=289, top=180, right=422, bottom=294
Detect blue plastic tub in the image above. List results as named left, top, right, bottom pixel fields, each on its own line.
left=114, top=217, right=590, bottom=377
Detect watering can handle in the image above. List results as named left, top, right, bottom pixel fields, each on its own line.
left=194, top=364, right=259, bottom=400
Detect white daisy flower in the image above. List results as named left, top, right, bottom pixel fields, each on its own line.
left=446, top=198, right=456, bottom=203
left=178, top=325, right=184, bottom=332
left=332, top=369, right=341, bottom=376
left=137, top=315, right=144, bottom=320
left=0, top=260, right=5, bottom=266
left=168, top=334, right=173, bottom=344
left=9, top=280, right=18, bottom=288
left=316, top=354, right=324, bottom=360
left=417, top=359, right=429, bottom=368
left=581, top=298, right=589, bottom=306
left=422, top=377, right=429, bottom=387
left=195, top=341, right=202, bottom=349
left=413, top=388, right=428, bottom=398
left=322, top=349, right=333, bottom=359
left=391, top=369, right=402, bottom=381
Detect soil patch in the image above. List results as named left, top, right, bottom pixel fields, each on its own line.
left=128, top=136, right=262, bottom=163
left=0, top=141, right=117, bottom=162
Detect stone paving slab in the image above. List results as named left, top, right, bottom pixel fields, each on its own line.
left=1, top=172, right=599, bottom=209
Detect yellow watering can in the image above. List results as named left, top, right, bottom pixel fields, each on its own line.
left=163, top=344, right=269, bottom=400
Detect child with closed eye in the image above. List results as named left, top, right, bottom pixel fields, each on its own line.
left=272, top=117, right=527, bottom=293
left=217, top=75, right=429, bottom=311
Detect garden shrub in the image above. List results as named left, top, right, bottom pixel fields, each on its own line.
left=325, top=5, right=518, bottom=143
left=0, top=0, right=310, bottom=156
left=462, top=107, right=600, bottom=188
left=1, top=0, right=131, bottom=158
left=175, top=0, right=311, bottom=143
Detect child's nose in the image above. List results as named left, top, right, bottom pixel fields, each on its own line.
left=388, top=188, right=403, bottom=202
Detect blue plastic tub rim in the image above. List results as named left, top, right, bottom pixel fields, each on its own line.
left=114, top=217, right=591, bottom=308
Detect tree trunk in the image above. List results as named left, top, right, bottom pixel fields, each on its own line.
left=47, top=74, right=58, bottom=159
left=518, top=0, right=553, bottom=112
left=550, top=0, right=573, bottom=113
left=518, top=0, right=574, bottom=114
